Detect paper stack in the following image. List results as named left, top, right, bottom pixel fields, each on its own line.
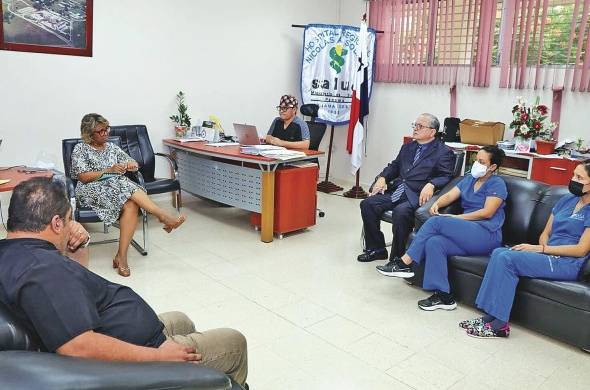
left=240, top=145, right=285, bottom=155
left=259, top=149, right=307, bottom=161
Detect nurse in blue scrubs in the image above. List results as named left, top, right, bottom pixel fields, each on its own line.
left=461, top=160, right=590, bottom=339
left=377, top=145, right=507, bottom=311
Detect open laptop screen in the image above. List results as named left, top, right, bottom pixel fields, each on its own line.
left=233, top=124, right=261, bottom=146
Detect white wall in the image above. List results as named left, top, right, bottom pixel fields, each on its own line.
left=0, top=0, right=347, bottom=168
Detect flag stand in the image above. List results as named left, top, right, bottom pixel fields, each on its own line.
left=317, top=125, right=343, bottom=193
left=343, top=170, right=368, bottom=199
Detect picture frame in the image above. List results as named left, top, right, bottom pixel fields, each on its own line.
left=1, top=0, right=93, bottom=57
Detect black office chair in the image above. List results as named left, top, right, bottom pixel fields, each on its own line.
left=109, top=125, right=181, bottom=211
left=301, top=104, right=327, bottom=153
left=442, top=117, right=461, bottom=142
left=360, top=149, right=465, bottom=250
left=301, top=103, right=327, bottom=218
left=62, top=137, right=148, bottom=255
left=0, top=300, right=240, bottom=389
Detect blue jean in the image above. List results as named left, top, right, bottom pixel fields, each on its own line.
left=406, top=216, right=502, bottom=293
left=476, top=247, right=584, bottom=322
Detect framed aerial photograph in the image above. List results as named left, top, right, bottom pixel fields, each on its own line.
left=1, top=0, right=93, bottom=56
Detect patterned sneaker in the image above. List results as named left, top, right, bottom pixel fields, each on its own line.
left=458, top=317, right=485, bottom=330
left=466, top=323, right=510, bottom=339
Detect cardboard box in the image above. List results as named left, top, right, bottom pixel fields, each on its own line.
left=459, top=119, right=505, bottom=146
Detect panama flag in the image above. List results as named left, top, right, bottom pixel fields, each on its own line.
left=347, top=20, right=370, bottom=175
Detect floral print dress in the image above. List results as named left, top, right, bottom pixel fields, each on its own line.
left=71, top=142, right=145, bottom=224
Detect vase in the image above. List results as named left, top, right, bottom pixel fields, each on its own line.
left=535, top=139, right=557, bottom=155
left=174, top=125, right=188, bottom=138
left=514, top=137, right=532, bottom=153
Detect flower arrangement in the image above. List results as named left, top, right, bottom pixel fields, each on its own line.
left=510, top=96, right=557, bottom=141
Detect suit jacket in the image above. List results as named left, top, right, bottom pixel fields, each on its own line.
left=379, top=138, right=454, bottom=208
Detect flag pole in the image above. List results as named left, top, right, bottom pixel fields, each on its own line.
left=343, top=14, right=369, bottom=199
left=343, top=170, right=368, bottom=198
left=317, top=124, right=343, bottom=193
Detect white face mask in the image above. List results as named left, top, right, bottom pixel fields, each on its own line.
left=471, top=161, right=489, bottom=179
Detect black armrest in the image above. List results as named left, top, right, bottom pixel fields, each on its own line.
left=155, top=152, right=178, bottom=172
left=125, top=170, right=146, bottom=188
left=63, top=177, right=76, bottom=200
left=414, top=176, right=464, bottom=229
left=0, top=351, right=231, bottom=390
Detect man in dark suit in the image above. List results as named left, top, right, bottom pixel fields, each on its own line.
left=358, top=113, right=455, bottom=263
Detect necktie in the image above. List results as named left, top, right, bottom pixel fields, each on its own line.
left=391, top=145, right=423, bottom=203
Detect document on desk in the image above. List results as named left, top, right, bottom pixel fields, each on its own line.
left=206, top=142, right=240, bottom=147
left=240, top=145, right=285, bottom=155
left=175, top=137, right=205, bottom=143
left=259, top=149, right=307, bottom=160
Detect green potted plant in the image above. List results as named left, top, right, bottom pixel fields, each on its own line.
left=170, top=91, right=191, bottom=138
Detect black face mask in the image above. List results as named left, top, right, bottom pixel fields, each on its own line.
left=568, top=180, right=589, bottom=197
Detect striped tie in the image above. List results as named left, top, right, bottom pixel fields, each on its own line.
left=391, top=144, right=423, bottom=203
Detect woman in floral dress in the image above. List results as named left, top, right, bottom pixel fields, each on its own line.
left=71, top=113, right=185, bottom=277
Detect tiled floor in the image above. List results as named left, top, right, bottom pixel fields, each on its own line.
left=80, top=192, right=589, bottom=389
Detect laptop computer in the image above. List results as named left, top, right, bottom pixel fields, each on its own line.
left=233, top=123, right=261, bottom=146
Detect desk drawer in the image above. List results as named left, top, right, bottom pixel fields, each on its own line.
left=531, top=158, right=577, bottom=185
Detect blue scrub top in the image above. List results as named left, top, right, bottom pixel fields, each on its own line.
left=549, top=194, right=590, bottom=257
left=456, top=174, right=507, bottom=232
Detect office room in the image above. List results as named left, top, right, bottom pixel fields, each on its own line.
left=1, top=0, right=590, bottom=389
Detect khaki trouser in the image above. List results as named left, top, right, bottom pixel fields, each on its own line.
left=158, top=311, right=248, bottom=385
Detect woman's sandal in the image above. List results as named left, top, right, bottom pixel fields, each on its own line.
left=163, top=215, right=186, bottom=233
left=113, top=257, right=131, bottom=277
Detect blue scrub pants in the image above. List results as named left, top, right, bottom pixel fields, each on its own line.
left=406, top=216, right=502, bottom=293
left=476, top=247, right=584, bottom=322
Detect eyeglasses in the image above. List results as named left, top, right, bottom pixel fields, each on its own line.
left=93, top=126, right=110, bottom=136
left=412, top=122, right=432, bottom=131
left=276, top=106, right=295, bottom=113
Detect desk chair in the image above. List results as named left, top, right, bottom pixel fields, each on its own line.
left=442, top=117, right=461, bottom=142
left=62, top=137, right=148, bottom=255
left=109, top=125, right=181, bottom=211
left=0, top=300, right=240, bottom=390
left=360, top=149, right=465, bottom=250
left=301, top=103, right=327, bottom=218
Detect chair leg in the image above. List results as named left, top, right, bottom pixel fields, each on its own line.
left=108, top=213, right=148, bottom=256
left=174, top=190, right=182, bottom=212
left=360, top=226, right=366, bottom=251
left=88, top=225, right=118, bottom=247
left=130, top=210, right=148, bottom=256
left=360, top=226, right=393, bottom=251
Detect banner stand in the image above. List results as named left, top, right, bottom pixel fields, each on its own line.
left=317, top=125, right=343, bottom=193
left=343, top=170, right=368, bottom=199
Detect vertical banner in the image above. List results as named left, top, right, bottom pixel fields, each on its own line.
left=301, top=24, right=376, bottom=125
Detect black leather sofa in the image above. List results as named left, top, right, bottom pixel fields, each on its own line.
left=410, top=175, right=590, bottom=350
left=0, top=300, right=242, bottom=389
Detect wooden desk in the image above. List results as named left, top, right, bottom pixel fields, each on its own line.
left=0, top=167, right=54, bottom=192
left=163, top=140, right=323, bottom=243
